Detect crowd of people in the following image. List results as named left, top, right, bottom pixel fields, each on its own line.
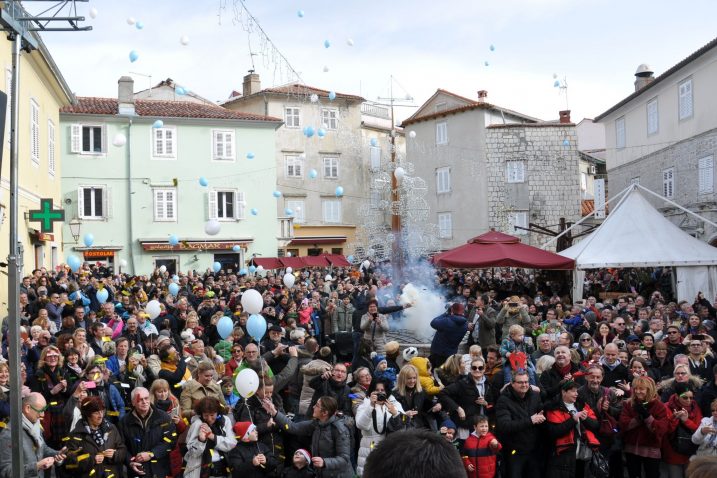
left=0, top=262, right=717, bottom=478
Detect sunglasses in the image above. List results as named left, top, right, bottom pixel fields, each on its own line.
left=581, top=338, right=591, bottom=342
left=471, top=365, right=485, bottom=371
left=232, top=349, right=243, bottom=354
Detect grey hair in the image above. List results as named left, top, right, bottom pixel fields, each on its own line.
left=131, top=387, right=149, bottom=404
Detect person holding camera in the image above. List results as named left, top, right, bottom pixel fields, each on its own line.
left=360, top=300, right=390, bottom=355
left=497, top=296, right=532, bottom=342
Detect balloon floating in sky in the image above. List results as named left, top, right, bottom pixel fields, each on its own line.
left=180, top=35, right=190, bottom=46
left=308, top=169, right=318, bottom=179
left=335, top=186, right=344, bottom=197
left=232, top=245, right=241, bottom=252
left=83, top=233, right=94, bottom=247
left=310, top=94, right=319, bottom=103
left=152, top=120, right=164, bottom=129
left=89, top=7, right=98, bottom=19
left=554, top=80, right=560, bottom=87
left=112, top=133, right=127, bottom=147
left=297, top=10, right=305, bottom=18
left=67, top=255, right=82, bottom=272
left=205, top=219, right=221, bottom=236
left=176, top=87, right=187, bottom=95
left=135, top=21, right=144, bottom=30
left=563, top=138, right=570, bottom=146
left=489, top=44, right=495, bottom=51
left=248, top=265, right=256, bottom=274
left=199, top=176, right=208, bottom=187
left=272, top=191, right=282, bottom=198
left=168, top=234, right=179, bottom=246
left=370, top=138, right=378, bottom=147
left=324, top=39, right=331, bottom=48
left=317, top=128, right=326, bottom=138
left=246, top=152, right=255, bottom=160
left=323, top=65, right=330, bottom=73
left=409, top=130, right=417, bottom=139
left=328, top=91, right=336, bottom=101
left=250, top=208, right=258, bottom=215
left=553, top=73, right=558, bottom=79
left=346, top=38, right=354, bottom=46
left=126, top=17, right=136, bottom=25
left=347, top=255, right=355, bottom=263
left=304, top=126, right=315, bottom=138
left=129, top=50, right=139, bottom=62
left=484, top=61, right=489, bottom=67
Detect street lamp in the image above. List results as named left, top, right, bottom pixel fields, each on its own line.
left=68, top=217, right=81, bottom=243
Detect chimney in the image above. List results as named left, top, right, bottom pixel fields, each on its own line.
left=242, top=70, right=261, bottom=97
left=559, top=110, right=571, bottom=124
left=118, top=76, right=135, bottom=115
left=634, top=64, right=655, bottom=91
left=477, top=90, right=488, bottom=102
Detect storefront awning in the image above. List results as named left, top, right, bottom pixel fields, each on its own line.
left=251, top=257, right=284, bottom=270
left=288, top=236, right=346, bottom=246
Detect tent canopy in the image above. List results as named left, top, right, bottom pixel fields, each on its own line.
left=432, top=230, right=575, bottom=269
left=249, top=255, right=351, bottom=270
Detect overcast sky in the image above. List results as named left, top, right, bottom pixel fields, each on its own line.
left=34, top=0, right=717, bottom=123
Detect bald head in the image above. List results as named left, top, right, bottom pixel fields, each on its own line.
left=22, top=392, right=47, bottom=423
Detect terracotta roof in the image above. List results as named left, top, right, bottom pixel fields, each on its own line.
left=581, top=199, right=594, bottom=217
left=224, top=83, right=365, bottom=105
left=61, top=97, right=281, bottom=122
left=595, top=36, right=717, bottom=121
left=487, top=122, right=575, bottom=128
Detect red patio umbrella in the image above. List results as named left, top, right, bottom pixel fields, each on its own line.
left=432, top=231, right=575, bottom=270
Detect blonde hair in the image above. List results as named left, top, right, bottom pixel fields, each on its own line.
left=439, top=354, right=463, bottom=377
left=469, top=345, right=482, bottom=357
left=38, top=345, right=63, bottom=369
left=149, top=379, right=170, bottom=404
left=396, top=364, right=422, bottom=396
left=508, top=324, right=525, bottom=338
left=536, top=355, right=556, bottom=376
left=631, top=376, right=658, bottom=404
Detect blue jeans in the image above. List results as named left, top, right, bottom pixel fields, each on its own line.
left=503, top=360, right=537, bottom=386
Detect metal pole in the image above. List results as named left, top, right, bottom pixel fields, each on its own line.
left=7, top=32, right=24, bottom=477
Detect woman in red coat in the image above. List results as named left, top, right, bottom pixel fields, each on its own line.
left=662, top=382, right=703, bottom=478
left=619, top=376, right=670, bottom=478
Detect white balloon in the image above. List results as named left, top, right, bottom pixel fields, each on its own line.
left=286, top=267, right=293, bottom=274
left=283, top=273, right=295, bottom=288
left=126, top=17, right=136, bottom=25
left=408, top=130, right=416, bottom=139
left=323, top=65, right=330, bottom=73
left=146, top=300, right=161, bottom=320
left=241, top=289, right=263, bottom=314
left=180, top=35, right=190, bottom=46
left=346, top=38, right=354, bottom=46
left=89, top=7, right=98, bottom=19
left=325, top=274, right=333, bottom=281
left=310, top=94, right=319, bottom=103
left=235, top=368, right=260, bottom=398
left=119, top=259, right=128, bottom=268
left=112, top=133, right=127, bottom=147
left=394, top=167, right=406, bottom=181
left=257, top=265, right=267, bottom=278
left=205, top=219, right=221, bottom=236
left=286, top=252, right=292, bottom=257
left=159, top=265, right=167, bottom=273
left=362, top=260, right=370, bottom=269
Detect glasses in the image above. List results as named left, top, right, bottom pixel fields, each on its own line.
left=45, top=354, right=59, bottom=359
left=615, top=323, right=625, bottom=326
left=675, top=372, right=688, bottom=376
left=29, top=404, right=48, bottom=413
left=471, top=365, right=485, bottom=371
left=232, top=349, right=243, bottom=354
left=581, top=339, right=591, bottom=342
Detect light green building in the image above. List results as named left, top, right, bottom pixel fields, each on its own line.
left=59, top=76, right=283, bottom=275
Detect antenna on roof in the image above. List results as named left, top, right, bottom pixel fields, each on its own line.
left=130, top=71, right=153, bottom=97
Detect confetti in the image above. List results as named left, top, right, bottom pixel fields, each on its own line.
left=77, top=453, right=90, bottom=462
left=89, top=470, right=95, bottom=476
left=163, top=437, right=172, bottom=443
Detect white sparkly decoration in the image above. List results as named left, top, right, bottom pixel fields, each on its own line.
left=126, top=17, right=136, bottom=25
left=310, top=94, right=319, bottom=103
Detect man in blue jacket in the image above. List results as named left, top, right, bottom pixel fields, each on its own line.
left=429, top=303, right=469, bottom=368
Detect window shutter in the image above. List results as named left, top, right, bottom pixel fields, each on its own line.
left=214, top=131, right=223, bottom=159
left=236, top=191, right=245, bottom=220
left=154, top=190, right=164, bottom=220
left=154, top=129, right=163, bottom=156
left=70, top=124, right=81, bottom=153
left=370, top=146, right=380, bottom=171
left=165, top=129, right=174, bottom=155
left=77, top=187, right=85, bottom=218
left=208, top=190, right=217, bottom=219
left=104, top=187, right=112, bottom=219
left=225, top=132, right=233, bottom=158
left=166, top=189, right=175, bottom=220
left=48, top=121, right=55, bottom=174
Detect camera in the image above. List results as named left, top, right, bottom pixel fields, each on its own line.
left=376, top=392, right=387, bottom=402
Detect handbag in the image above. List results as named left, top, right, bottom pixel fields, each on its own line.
left=589, top=450, right=610, bottom=478
left=671, top=423, right=698, bottom=455
left=575, top=420, right=593, bottom=461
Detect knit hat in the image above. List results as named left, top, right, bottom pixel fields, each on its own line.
left=233, top=421, right=256, bottom=441
left=371, top=352, right=386, bottom=367
left=384, top=341, right=400, bottom=355
left=80, top=396, right=105, bottom=419
left=441, top=418, right=457, bottom=431
left=451, top=303, right=465, bottom=316
left=402, top=346, right=418, bottom=363
left=295, top=448, right=312, bottom=464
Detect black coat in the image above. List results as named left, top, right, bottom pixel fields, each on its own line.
left=601, top=362, right=629, bottom=388
left=117, top=406, right=176, bottom=478
left=308, top=376, right=353, bottom=417
left=393, top=388, right=431, bottom=429
left=439, top=375, right=495, bottom=429
left=226, top=440, right=279, bottom=478
left=540, top=363, right=585, bottom=402
left=235, top=394, right=287, bottom=463
left=494, top=385, right=544, bottom=454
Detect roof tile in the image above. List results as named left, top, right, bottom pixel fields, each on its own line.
left=225, top=83, right=365, bottom=104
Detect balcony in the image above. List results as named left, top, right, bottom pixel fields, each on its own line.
left=278, top=216, right=294, bottom=247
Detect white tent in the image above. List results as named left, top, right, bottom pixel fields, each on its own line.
left=559, top=185, right=717, bottom=301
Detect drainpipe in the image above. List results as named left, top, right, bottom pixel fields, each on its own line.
left=125, top=118, right=136, bottom=273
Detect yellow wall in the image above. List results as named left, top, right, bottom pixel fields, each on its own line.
left=0, top=38, right=72, bottom=313
left=282, top=225, right=356, bottom=257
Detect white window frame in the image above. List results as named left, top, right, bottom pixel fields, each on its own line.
left=153, top=188, right=177, bottom=222
left=70, top=124, right=105, bottom=155
left=286, top=199, right=305, bottom=223
left=285, top=107, right=301, bottom=128
left=662, top=168, right=674, bottom=199
left=506, top=161, right=526, bottom=183
left=615, top=116, right=626, bottom=149
left=30, top=99, right=39, bottom=166
left=152, top=127, right=177, bottom=159
left=678, top=78, right=693, bottom=121
left=323, top=157, right=339, bottom=179
left=436, top=121, right=448, bottom=145
left=630, top=177, right=641, bottom=185
left=322, top=199, right=341, bottom=224
left=436, top=167, right=451, bottom=193
left=212, top=129, right=235, bottom=161
left=47, top=119, right=55, bottom=176
left=209, top=189, right=245, bottom=221
left=438, top=212, right=452, bottom=239
left=513, top=211, right=528, bottom=235
left=321, top=108, right=339, bottom=130
left=369, top=146, right=381, bottom=171
left=285, top=154, right=304, bottom=178
left=77, top=185, right=108, bottom=220
left=698, top=155, right=714, bottom=194
left=646, top=98, right=659, bottom=135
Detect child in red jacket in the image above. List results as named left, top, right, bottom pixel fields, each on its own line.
left=462, top=415, right=501, bottom=478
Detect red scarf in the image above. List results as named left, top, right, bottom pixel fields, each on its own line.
left=554, top=362, right=572, bottom=377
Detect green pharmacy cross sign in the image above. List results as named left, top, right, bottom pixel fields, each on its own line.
left=28, top=198, right=65, bottom=233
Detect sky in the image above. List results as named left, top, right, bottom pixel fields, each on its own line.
left=32, top=0, right=717, bottom=124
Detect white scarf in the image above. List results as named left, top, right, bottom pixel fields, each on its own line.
left=22, top=414, right=44, bottom=448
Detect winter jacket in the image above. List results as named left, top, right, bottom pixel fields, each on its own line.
left=226, top=440, right=279, bottom=478
left=659, top=375, right=704, bottom=403
left=273, top=413, right=354, bottom=478
left=544, top=400, right=600, bottom=455
left=691, top=416, right=717, bottom=456
left=662, top=394, right=703, bottom=464
left=331, top=303, right=354, bottom=333
left=179, top=379, right=227, bottom=419
left=600, top=359, right=630, bottom=387
left=699, top=380, right=717, bottom=417
left=360, top=313, right=390, bottom=354
left=410, top=357, right=442, bottom=396
left=430, top=313, right=468, bottom=358
left=619, top=398, right=670, bottom=459
left=0, top=421, right=59, bottom=478
left=539, top=362, right=585, bottom=402
left=393, top=388, right=430, bottom=429
left=461, top=431, right=501, bottom=478
left=117, top=406, right=176, bottom=478
left=299, top=360, right=332, bottom=415
left=469, top=306, right=497, bottom=349
left=184, top=415, right=236, bottom=478
left=235, top=394, right=287, bottom=464
left=355, top=396, right=405, bottom=476
left=496, top=306, right=531, bottom=339
left=439, top=375, right=495, bottom=429
left=63, top=419, right=127, bottom=478
left=494, top=385, right=543, bottom=455
left=87, top=381, right=126, bottom=423
left=308, top=376, right=353, bottom=418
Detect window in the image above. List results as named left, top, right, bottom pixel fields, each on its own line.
left=322, top=200, right=341, bottom=223
left=647, top=98, right=659, bottom=135
left=30, top=99, right=39, bottom=165
left=285, top=107, right=301, bottom=128
left=678, top=78, right=693, bottom=120
left=209, top=189, right=245, bottom=220
left=47, top=120, right=55, bottom=176
left=698, top=155, right=714, bottom=194
left=78, top=186, right=107, bottom=220
left=321, top=108, right=338, bottom=130
left=630, top=177, right=640, bottom=185
left=438, top=212, right=452, bottom=239
left=212, top=130, right=235, bottom=161
left=662, top=168, right=674, bottom=198
left=323, top=157, right=339, bottom=179
left=580, top=172, right=587, bottom=192
left=436, top=122, right=448, bottom=145
left=70, top=124, right=104, bottom=154
left=369, top=146, right=381, bottom=171
left=152, top=127, right=176, bottom=158
left=615, top=116, right=626, bottom=149
left=512, top=211, right=528, bottom=235
left=285, top=155, right=303, bottom=178
left=153, top=188, right=177, bottom=221
left=286, top=199, right=305, bottom=223
left=506, top=161, right=525, bottom=183
left=436, top=167, right=451, bottom=193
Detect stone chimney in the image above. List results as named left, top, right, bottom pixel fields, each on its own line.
left=477, top=90, right=488, bottom=102
left=118, top=76, right=135, bottom=115
left=559, top=110, right=571, bottom=124
left=242, top=71, right=261, bottom=97
left=634, top=64, right=655, bottom=91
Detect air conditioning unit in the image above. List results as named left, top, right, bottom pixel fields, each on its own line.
left=588, top=165, right=596, bottom=175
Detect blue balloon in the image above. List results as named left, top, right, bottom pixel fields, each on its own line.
left=328, top=91, right=336, bottom=101
left=199, top=176, right=208, bottom=187
left=347, top=255, right=355, bottom=263
left=335, top=186, right=344, bottom=197
left=232, top=245, right=241, bottom=252
left=304, top=126, right=315, bottom=138
left=176, top=87, right=186, bottom=95
left=152, top=119, right=164, bottom=129
left=213, top=262, right=222, bottom=273
left=239, top=268, right=248, bottom=275
left=217, top=316, right=234, bottom=339
left=168, top=234, right=179, bottom=246
left=484, top=61, right=489, bottom=67
left=136, top=21, right=144, bottom=30
left=248, top=265, right=257, bottom=274
left=83, top=233, right=94, bottom=247
left=317, top=128, right=326, bottom=138
left=250, top=208, right=259, bottom=216
left=324, top=39, right=331, bottom=48
left=297, top=10, right=304, bottom=18
left=96, top=288, right=109, bottom=304
left=247, top=313, right=267, bottom=341
left=272, top=191, right=282, bottom=198
left=308, top=169, right=318, bottom=179
left=370, top=138, right=378, bottom=147
left=168, top=283, right=180, bottom=296
left=553, top=80, right=560, bottom=88
left=563, top=139, right=570, bottom=147
left=489, top=44, right=495, bottom=51
left=172, top=274, right=179, bottom=282
left=67, top=255, right=82, bottom=272
left=246, top=152, right=255, bottom=160
left=285, top=208, right=294, bottom=216
left=129, top=50, right=139, bottom=62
